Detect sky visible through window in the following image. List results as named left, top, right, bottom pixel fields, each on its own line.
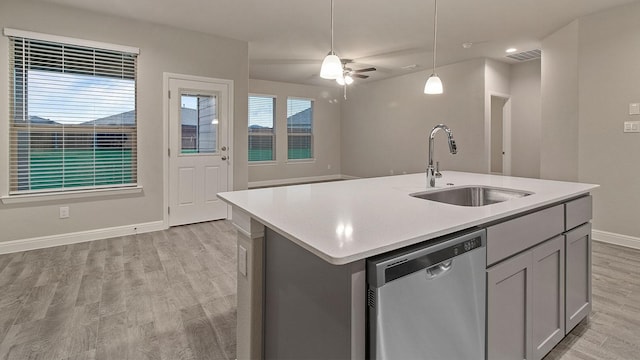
left=28, top=70, right=135, bottom=125
left=249, top=96, right=274, bottom=129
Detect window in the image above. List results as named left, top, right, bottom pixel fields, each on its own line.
left=7, top=31, right=138, bottom=195
left=248, top=95, right=275, bottom=161
left=287, top=98, right=313, bottom=160
left=181, top=94, right=217, bottom=154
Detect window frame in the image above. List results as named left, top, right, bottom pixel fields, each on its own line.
left=286, top=96, right=314, bottom=161
left=248, top=93, right=277, bottom=163
left=3, top=28, right=140, bottom=199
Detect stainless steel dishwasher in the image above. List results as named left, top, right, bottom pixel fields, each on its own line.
left=367, top=228, right=486, bottom=359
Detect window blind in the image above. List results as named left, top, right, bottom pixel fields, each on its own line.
left=8, top=35, right=138, bottom=194
left=287, top=98, right=313, bottom=160
left=248, top=95, right=275, bottom=161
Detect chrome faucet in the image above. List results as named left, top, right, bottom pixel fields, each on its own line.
left=427, top=124, right=457, bottom=187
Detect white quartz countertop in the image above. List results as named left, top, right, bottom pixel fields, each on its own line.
left=218, top=172, right=598, bottom=265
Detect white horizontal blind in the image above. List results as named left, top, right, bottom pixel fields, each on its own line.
left=248, top=95, right=275, bottom=161
left=287, top=98, right=313, bottom=160
left=8, top=35, right=138, bottom=194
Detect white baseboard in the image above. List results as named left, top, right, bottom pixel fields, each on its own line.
left=248, top=174, right=348, bottom=188
left=0, top=220, right=166, bottom=255
left=340, top=175, right=360, bottom=180
left=592, top=229, right=640, bottom=250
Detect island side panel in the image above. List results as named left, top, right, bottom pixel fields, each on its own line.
left=264, top=228, right=365, bottom=359
left=233, top=208, right=265, bottom=360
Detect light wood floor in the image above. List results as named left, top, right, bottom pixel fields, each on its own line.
left=0, top=220, right=237, bottom=360
left=1, top=222, right=640, bottom=360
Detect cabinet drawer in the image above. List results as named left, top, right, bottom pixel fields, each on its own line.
left=565, top=195, right=592, bottom=231
left=487, top=205, right=564, bottom=266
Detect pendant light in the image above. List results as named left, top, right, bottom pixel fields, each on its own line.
left=424, top=0, right=443, bottom=94
left=320, top=0, right=342, bottom=79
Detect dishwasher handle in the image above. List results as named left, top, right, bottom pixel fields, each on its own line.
left=425, top=260, right=453, bottom=279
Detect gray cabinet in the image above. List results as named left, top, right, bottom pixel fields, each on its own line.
left=486, top=194, right=596, bottom=360
left=487, top=251, right=533, bottom=360
left=487, top=235, right=565, bottom=360
left=532, top=236, right=565, bottom=360
left=565, top=223, right=592, bottom=333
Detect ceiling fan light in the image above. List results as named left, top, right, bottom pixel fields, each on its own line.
left=344, top=74, right=354, bottom=85
left=320, top=52, right=343, bottom=79
left=424, top=74, right=443, bottom=94
left=336, top=73, right=346, bottom=86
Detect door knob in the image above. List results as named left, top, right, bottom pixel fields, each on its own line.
left=221, top=156, right=228, bottom=161
left=221, top=146, right=227, bottom=151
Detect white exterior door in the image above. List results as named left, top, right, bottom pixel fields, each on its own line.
left=168, top=77, right=231, bottom=226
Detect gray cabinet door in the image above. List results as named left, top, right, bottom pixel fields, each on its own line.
left=565, top=223, right=592, bottom=332
left=532, top=236, right=565, bottom=360
left=487, top=251, right=533, bottom=360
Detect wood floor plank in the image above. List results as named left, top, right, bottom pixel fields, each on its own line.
left=123, top=259, right=146, bottom=289
left=138, top=233, right=164, bottom=273
left=99, top=271, right=126, bottom=317
left=23, top=312, right=75, bottom=360
left=201, top=295, right=236, bottom=360
left=13, top=283, right=58, bottom=325
left=126, top=321, right=161, bottom=360
left=75, top=274, right=104, bottom=307
left=122, top=235, right=140, bottom=264
left=63, top=302, right=99, bottom=359
left=0, top=319, right=42, bottom=360
left=95, top=312, right=127, bottom=360
left=180, top=304, right=226, bottom=360
left=125, top=284, right=154, bottom=327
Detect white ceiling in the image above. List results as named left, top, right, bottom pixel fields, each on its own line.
left=36, top=0, right=639, bottom=86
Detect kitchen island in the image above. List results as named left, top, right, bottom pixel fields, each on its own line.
left=218, top=171, right=598, bottom=359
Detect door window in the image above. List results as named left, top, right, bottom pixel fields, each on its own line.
left=180, top=93, right=218, bottom=154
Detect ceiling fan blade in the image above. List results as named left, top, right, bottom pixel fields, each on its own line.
left=352, top=74, right=369, bottom=79
left=353, top=67, right=376, bottom=73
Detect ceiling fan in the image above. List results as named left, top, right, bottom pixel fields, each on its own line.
left=337, top=59, right=376, bottom=86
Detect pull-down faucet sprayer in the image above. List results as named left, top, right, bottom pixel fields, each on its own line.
left=427, top=124, right=457, bottom=187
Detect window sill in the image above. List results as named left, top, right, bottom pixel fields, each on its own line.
left=248, top=161, right=277, bottom=166
left=1, top=186, right=143, bottom=204
left=286, top=158, right=316, bottom=164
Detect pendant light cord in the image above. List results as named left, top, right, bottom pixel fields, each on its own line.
left=432, top=0, right=438, bottom=74
left=330, top=0, right=335, bottom=53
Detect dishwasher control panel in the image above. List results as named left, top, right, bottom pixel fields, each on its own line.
left=367, top=229, right=486, bottom=288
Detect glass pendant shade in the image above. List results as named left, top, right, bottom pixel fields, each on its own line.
left=424, top=74, right=443, bottom=94
left=320, top=52, right=343, bottom=79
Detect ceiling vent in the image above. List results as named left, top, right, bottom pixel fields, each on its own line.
left=506, top=49, right=541, bottom=62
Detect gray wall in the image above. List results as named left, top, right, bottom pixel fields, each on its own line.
left=577, top=1, right=640, bottom=237
left=540, top=20, right=580, bottom=181
left=340, top=59, right=486, bottom=178
left=248, top=79, right=342, bottom=185
left=510, top=60, right=541, bottom=179
left=0, top=0, right=248, bottom=242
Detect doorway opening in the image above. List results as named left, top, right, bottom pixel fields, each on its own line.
left=490, top=95, right=511, bottom=175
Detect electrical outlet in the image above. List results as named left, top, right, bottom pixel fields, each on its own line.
left=624, top=121, right=640, bottom=133
left=238, top=245, right=247, bottom=276
left=59, top=206, right=70, bottom=219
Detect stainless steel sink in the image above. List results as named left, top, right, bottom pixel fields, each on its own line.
left=410, top=186, right=533, bottom=207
